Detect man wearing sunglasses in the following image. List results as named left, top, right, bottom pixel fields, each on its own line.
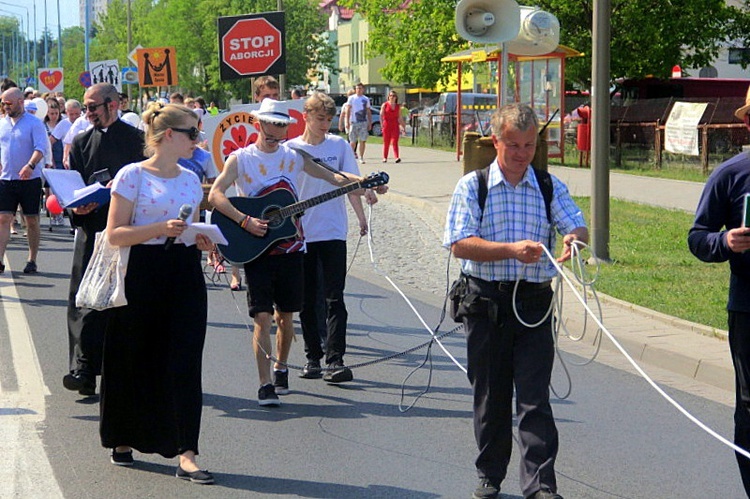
left=63, top=83, right=146, bottom=399
left=0, top=86, right=49, bottom=275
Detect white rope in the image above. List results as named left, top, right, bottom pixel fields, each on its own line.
left=540, top=243, right=750, bottom=460
left=365, top=206, right=467, bottom=374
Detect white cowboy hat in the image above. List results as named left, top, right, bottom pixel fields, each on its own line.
left=735, top=85, right=750, bottom=120
left=250, top=98, right=297, bottom=125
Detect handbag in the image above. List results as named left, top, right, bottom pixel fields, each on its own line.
left=74, top=232, right=130, bottom=310
left=75, top=166, right=141, bottom=310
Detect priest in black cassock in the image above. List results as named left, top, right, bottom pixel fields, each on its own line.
left=63, top=83, right=146, bottom=397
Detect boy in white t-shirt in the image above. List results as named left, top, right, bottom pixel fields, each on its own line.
left=289, top=92, right=381, bottom=383
left=209, top=99, right=382, bottom=406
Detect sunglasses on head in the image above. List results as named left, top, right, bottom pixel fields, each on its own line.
left=172, top=126, right=200, bottom=141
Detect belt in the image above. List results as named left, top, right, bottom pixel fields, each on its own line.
left=466, top=275, right=551, bottom=292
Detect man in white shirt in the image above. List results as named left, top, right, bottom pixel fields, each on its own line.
left=343, top=83, right=372, bottom=163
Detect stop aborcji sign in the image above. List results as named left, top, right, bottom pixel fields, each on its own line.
left=218, top=11, right=286, bottom=81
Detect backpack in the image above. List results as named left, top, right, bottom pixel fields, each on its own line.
left=475, top=166, right=554, bottom=248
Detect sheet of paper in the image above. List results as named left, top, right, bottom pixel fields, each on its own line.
left=180, top=223, right=228, bottom=247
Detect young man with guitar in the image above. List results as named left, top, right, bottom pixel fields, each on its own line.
left=289, top=92, right=378, bottom=383
left=208, top=99, right=387, bottom=406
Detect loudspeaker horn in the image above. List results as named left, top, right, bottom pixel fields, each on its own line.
left=505, top=7, right=560, bottom=56
left=455, top=0, right=520, bottom=44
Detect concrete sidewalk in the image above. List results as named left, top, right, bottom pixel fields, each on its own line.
left=375, top=143, right=733, bottom=394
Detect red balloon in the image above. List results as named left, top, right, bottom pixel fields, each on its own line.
left=46, top=194, right=63, bottom=216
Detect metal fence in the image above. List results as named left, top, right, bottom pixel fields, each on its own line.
left=415, top=97, right=750, bottom=175
left=609, top=97, right=750, bottom=174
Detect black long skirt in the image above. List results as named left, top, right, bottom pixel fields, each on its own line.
left=100, top=243, right=207, bottom=458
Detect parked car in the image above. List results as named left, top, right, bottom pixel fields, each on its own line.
left=329, top=106, right=382, bottom=136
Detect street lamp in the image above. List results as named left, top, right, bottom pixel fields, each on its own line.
left=0, top=2, right=33, bottom=79
left=0, top=10, right=26, bottom=81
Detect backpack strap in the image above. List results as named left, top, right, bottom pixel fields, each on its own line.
left=475, top=166, right=490, bottom=223
left=531, top=167, right=553, bottom=225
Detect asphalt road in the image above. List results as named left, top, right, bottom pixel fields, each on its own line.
left=0, top=205, right=746, bottom=498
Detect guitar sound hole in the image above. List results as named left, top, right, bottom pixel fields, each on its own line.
left=261, top=206, right=284, bottom=229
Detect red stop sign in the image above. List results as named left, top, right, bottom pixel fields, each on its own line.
left=222, top=18, right=282, bottom=76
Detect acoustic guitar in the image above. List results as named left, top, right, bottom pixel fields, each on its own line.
left=212, top=172, right=389, bottom=264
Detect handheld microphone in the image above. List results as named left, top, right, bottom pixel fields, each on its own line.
left=164, top=204, right=192, bottom=250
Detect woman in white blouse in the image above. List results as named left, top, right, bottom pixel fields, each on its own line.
left=102, top=104, right=214, bottom=484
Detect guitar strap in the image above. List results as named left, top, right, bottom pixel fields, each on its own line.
left=476, top=165, right=554, bottom=249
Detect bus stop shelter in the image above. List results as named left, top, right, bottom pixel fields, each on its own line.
left=441, top=45, right=583, bottom=160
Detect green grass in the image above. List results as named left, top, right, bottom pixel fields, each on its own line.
left=572, top=197, right=730, bottom=332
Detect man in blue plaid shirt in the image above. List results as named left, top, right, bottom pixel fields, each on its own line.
left=444, top=103, right=588, bottom=499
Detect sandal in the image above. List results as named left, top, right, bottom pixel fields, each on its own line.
left=230, top=276, right=242, bottom=291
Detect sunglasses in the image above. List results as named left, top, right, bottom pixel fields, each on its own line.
left=83, top=98, right=111, bottom=113
left=172, top=126, right=200, bottom=141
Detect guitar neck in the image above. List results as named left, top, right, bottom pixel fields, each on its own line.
left=274, top=181, right=362, bottom=219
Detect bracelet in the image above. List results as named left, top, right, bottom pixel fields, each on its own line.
left=239, top=215, right=251, bottom=230
left=27, top=162, right=36, bottom=170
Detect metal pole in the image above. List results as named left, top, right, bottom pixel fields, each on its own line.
left=127, top=0, right=132, bottom=104
left=43, top=0, right=48, bottom=68
left=500, top=43, right=508, bottom=106
left=277, top=0, right=285, bottom=96
left=84, top=0, right=89, bottom=77
left=590, top=0, right=611, bottom=261
left=56, top=0, right=61, bottom=67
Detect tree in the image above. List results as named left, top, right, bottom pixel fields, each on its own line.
left=339, top=0, right=462, bottom=88
left=89, top=0, right=333, bottom=103
left=341, top=0, right=750, bottom=90
left=534, top=0, right=742, bottom=87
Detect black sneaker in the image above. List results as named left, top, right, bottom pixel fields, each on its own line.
left=258, top=383, right=280, bottom=406
left=472, top=478, right=500, bottom=499
left=176, top=465, right=214, bottom=484
left=323, top=362, right=353, bottom=383
left=110, top=449, right=134, bottom=467
left=273, top=369, right=289, bottom=395
left=299, top=360, right=323, bottom=379
left=62, top=372, right=96, bottom=396
left=23, top=260, right=37, bottom=274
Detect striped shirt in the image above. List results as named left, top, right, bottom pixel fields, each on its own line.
left=443, top=161, right=586, bottom=282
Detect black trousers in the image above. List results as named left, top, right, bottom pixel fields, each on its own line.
left=728, top=310, right=750, bottom=496
left=462, top=276, right=558, bottom=498
left=299, top=240, right=348, bottom=365
left=66, top=227, right=108, bottom=376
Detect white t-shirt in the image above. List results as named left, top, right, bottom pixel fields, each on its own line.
left=232, top=144, right=308, bottom=254
left=63, top=115, right=92, bottom=145
left=288, top=134, right=360, bottom=243
left=51, top=117, right=73, bottom=141
left=112, top=163, right=203, bottom=245
left=346, top=94, right=371, bottom=124
left=231, top=144, right=305, bottom=198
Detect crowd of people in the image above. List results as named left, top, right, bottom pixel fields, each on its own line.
left=0, top=74, right=610, bottom=499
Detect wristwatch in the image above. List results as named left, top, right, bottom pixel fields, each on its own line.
left=26, top=162, right=36, bottom=170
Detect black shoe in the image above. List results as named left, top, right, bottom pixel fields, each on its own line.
left=110, top=449, right=134, bottom=467
left=528, top=490, right=563, bottom=499
left=257, top=383, right=280, bottom=406
left=63, top=373, right=96, bottom=396
left=176, top=465, right=214, bottom=484
left=323, top=362, right=353, bottom=383
left=273, top=369, right=289, bottom=395
left=22, top=260, right=37, bottom=274
left=299, top=360, right=323, bottom=379
left=472, top=478, right=500, bottom=499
